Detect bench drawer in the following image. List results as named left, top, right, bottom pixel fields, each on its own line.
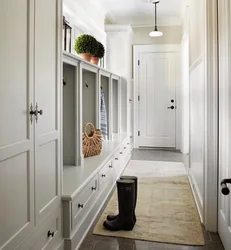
left=71, top=174, right=98, bottom=229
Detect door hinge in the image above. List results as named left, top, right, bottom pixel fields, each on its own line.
left=138, top=95, right=140, bottom=101
left=138, top=60, right=140, bottom=66
left=138, top=131, right=140, bottom=136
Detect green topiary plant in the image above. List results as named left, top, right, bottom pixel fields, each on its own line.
left=74, top=34, right=98, bottom=55
left=93, top=41, right=105, bottom=59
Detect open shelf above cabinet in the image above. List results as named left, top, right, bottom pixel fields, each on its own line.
left=63, top=51, right=120, bottom=78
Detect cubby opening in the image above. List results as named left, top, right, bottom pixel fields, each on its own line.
left=82, top=70, right=97, bottom=128
left=63, top=63, right=77, bottom=166
left=121, top=78, right=128, bottom=134
left=100, top=75, right=110, bottom=140
left=112, top=78, right=119, bottom=134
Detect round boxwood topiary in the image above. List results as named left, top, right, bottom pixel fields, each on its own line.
left=93, top=41, right=105, bottom=58
left=74, top=34, right=98, bottom=55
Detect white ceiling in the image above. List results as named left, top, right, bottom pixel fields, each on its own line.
left=98, top=0, right=183, bottom=26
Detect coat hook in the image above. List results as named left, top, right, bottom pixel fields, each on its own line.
left=63, top=78, right=66, bottom=86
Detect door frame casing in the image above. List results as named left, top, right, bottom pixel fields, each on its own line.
left=203, top=0, right=219, bottom=232
left=133, top=44, right=181, bottom=150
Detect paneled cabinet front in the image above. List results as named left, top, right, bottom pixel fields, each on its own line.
left=0, top=1, right=34, bottom=249
left=34, top=0, right=62, bottom=226
left=0, top=0, right=62, bottom=249
left=17, top=208, right=63, bottom=250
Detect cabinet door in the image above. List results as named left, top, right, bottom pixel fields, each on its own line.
left=34, top=0, right=62, bottom=225
left=0, top=0, right=34, bottom=249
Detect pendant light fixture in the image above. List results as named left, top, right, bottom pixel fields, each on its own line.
left=149, top=0, right=163, bottom=37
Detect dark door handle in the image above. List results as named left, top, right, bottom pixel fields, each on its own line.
left=221, top=179, right=231, bottom=195
left=78, top=204, right=84, bottom=208
left=167, top=106, right=175, bottom=109
left=47, top=230, right=55, bottom=238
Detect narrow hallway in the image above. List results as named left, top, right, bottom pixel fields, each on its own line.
left=79, top=150, right=224, bottom=250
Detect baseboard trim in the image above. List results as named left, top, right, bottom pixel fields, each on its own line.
left=188, top=175, right=204, bottom=224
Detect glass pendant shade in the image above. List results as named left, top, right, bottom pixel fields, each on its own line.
left=149, top=1, right=163, bottom=37
left=149, top=30, right=163, bottom=37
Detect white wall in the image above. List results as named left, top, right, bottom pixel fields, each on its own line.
left=181, top=34, right=189, bottom=155
left=181, top=7, right=190, bottom=155
left=63, top=0, right=106, bottom=53
left=187, top=0, right=205, bottom=221
left=105, top=25, right=133, bottom=78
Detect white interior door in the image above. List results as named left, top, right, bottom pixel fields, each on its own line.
left=34, top=0, right=61, bottom=225
left=218, top=1, right=231, bottom=248
left=0, top=1, right=34, bottom=249
left=138, top=52, right=176, bottom=148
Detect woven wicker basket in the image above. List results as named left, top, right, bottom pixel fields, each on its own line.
left=82, top=122, right=102, bottom=158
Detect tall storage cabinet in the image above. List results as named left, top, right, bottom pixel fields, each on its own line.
left=0, top=0, right=63, bottom=249
left=34, top=0, right=62, bottom=226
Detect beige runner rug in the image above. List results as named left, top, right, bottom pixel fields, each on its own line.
left=93, top=161, right=205, bottom=246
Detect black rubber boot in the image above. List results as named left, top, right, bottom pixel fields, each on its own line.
left=107, top=176, right=138, bottom=222
left=103, top=179, right=135, bottom=231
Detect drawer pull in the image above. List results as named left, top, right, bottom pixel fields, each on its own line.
left=115, top=158, right=118, bottom=160
left=92, top=186, right=97, bottom=190
left=127, top=143, right=130, bottom=145
left=120, top=152, right=123, bottom=154
left=47, top=230, right=55, bottom=238
left=101, top=174, right=106, bottom=178
left=78, top=204, right=84, bottom=208
left=109, top=165, right=113, bottom=168
left=124, top=147, right=127, bottom=149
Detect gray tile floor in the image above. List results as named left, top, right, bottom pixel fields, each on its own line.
left=79, top=149, right=224, bottom=250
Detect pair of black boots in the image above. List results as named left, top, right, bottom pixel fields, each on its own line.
left=103, top=176, right=138, bottom=231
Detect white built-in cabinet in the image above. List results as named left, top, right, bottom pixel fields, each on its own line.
left=0, top=2, right=133, bottom=250
left=0, top=0, right=63, bottom=250
left=62, top=52, right=133, bottom=250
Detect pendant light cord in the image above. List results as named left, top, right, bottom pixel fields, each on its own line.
left=154, top=2, right=158, bottom=31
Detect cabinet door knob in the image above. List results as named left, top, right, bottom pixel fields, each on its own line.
left=78, top=204, right=84, bottom=208
left=120, top=152, right=123, bottom=154
left=115, top=158, right=118, bottom=160
left=127, top=143, right=130, bottom=145
left=37, top=109, right=43, bottom=115
left=109, top=165, right=113, bottom=168
left=124, top=147, right=126, bottom=149
left=47, top=230, right=55, bottom=238
left=101, top=174, right=106, bottom=178
left=92, top=187, right=97, bottom=190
